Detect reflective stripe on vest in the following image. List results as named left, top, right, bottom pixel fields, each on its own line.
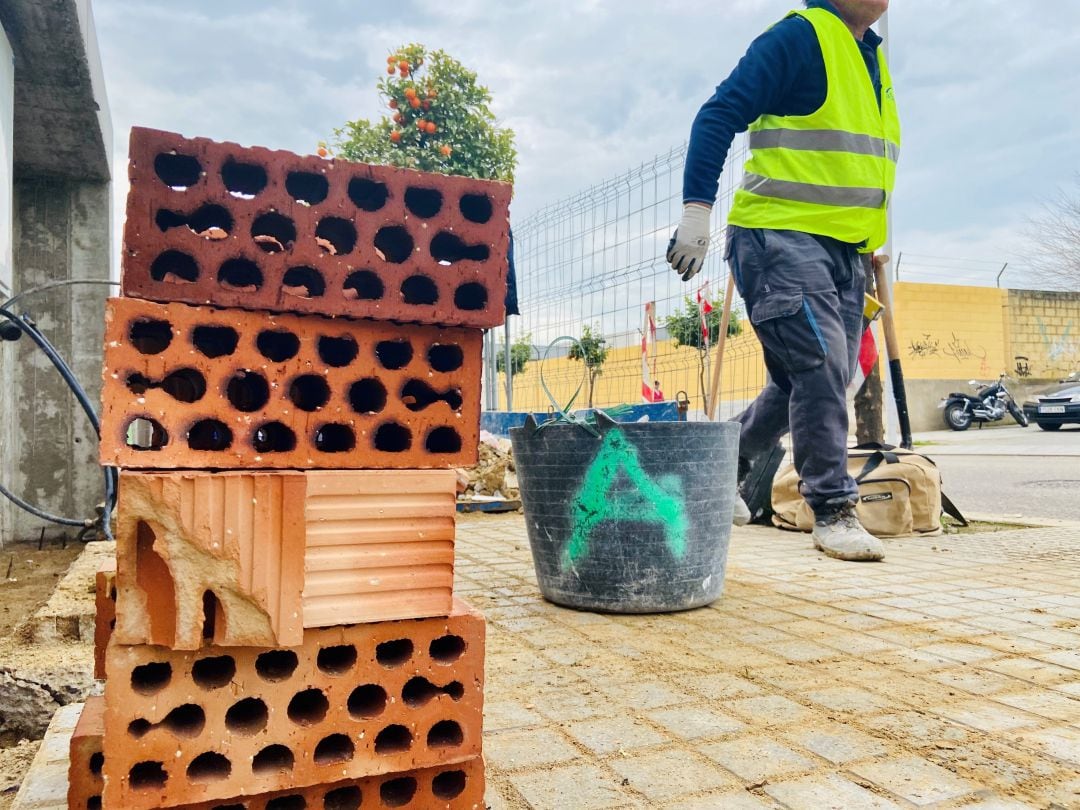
left=742, top=172, right=886, bottom=209
left=748, top=129, right=900, bottom=162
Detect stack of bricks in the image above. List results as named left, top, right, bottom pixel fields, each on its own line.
left=70, top=127, right=510, bottom=809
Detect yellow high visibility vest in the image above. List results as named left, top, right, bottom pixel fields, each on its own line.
left=727, top=7, right=901, bottom=252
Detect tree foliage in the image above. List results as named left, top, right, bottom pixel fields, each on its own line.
left=329, top=43, right=516, bottom=183
left=496, top=333, right=533, bottom=376
left=567, top=325, right=609, bottom=408
left=664, top=296, right=743, bottom=408
left=1026, top=174, right=1080, bottom=291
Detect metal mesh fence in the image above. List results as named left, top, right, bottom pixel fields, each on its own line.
left=498, top=138, right=767, bottom=418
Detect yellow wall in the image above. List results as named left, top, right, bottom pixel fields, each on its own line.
left=1007, top=289, right=1080, bottom=380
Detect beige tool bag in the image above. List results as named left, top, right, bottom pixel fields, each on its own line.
left=771, top=444, right=966, bottom=538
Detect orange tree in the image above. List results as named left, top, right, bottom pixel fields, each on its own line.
left=328, top=44, right=516, bottom=182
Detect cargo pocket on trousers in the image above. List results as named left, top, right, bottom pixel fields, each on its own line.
left=750, top=291, right=828, bottom=373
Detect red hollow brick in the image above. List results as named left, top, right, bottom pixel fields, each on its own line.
left=94, top=560, right=117, bottom=680
left=122, top=127, right=511, bottom=328
left=174, top=756, right=485, bottom=809
left=112, top=470, right=457, bottom=649
left=98, top=297, right=482, bottom=469
left=102, top=598, right=485, bottom=810
left=68, top=697, right=104, bottom=810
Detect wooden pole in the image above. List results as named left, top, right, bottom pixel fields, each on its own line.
left=872, top=254, right=913, bottom=448
left=706, top=272, right=736, bottom=420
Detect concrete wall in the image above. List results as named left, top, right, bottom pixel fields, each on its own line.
left=1, top=23, right=14, bottom=545
left=1007, top=289, right=1080, bottom=382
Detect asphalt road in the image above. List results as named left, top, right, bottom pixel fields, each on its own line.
left=911, top=425, right=1080, bottom=522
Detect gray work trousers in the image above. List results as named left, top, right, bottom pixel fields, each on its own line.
left=726, top=226, right=865, bottom=517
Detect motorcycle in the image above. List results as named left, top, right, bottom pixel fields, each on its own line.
left=939, top=374, right=1029, bottom=431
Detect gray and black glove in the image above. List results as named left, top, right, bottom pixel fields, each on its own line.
left=666, top=203, right=712, bottom=282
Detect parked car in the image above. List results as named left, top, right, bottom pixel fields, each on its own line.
left=1022, top=372, right=1080, bottom=431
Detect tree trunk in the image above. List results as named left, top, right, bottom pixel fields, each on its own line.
left=855, top=256, right=884, bottom=444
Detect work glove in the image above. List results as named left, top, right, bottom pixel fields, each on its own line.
left=666, top=203, right=712, bottom=282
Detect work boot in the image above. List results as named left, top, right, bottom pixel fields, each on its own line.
left=811, top=505, right=885, bottom=562
left=732, top=494, right=751, bottom=526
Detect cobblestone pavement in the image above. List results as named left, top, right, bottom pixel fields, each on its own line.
left=458, top=514, right=1080, bottom=809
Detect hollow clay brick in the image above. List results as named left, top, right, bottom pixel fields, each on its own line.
left=302, top=470, right=456, bottom=628
left=94, top=559, right=117, bottom=680
left=122, top=127, right=511, bottom=328
left=113, top=471, right=307, bottom=650
left=102, top=598, right=484, bottom=810
left=175, top=756, right=485, bottom=810
left=68, top=697, right=104, bottom=810
left=98, top=297, right=482, bottom=470
left=112, top=470, right=456, bottom=649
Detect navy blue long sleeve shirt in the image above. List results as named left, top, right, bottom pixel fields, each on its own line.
left=683, top=0, right=883, bottom=206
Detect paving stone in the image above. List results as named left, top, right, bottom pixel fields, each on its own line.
left=1015, top=726, right=1080, bottom=767
left=700, top=735, right=815, bottom=783
left=665, top=791, right=780, bottom=809
left=780, top=722, right=889, bottom=764
left=764, top=773, right=903, bottom=809
left=564, top=715, right=668, bottom=755
left=803, top=686, right=892, bottom=714
left=509, top=762, right=634, bottom=810
left=929, top=698, right=1044, bottom=733
left=608, top=748, right=740, bottom=803
left=485, top=727, right=581, bottom=771
left=851, top=755, right=978, bottom=805
left=645, top=705, right=746, bottom=740
left=725, top=694, right=816, bottom=726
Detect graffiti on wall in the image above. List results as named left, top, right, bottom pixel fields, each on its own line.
left=908, top=334, right=940, bottom=358
left=562, top=428, right=688, bottom=571
left=1014, top=356, right=1031, bottom=378
left=907, top=332, right=989, bottom=367
left=1039, top=318, right=1078, bottom=369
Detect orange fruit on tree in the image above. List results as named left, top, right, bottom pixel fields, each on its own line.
left=427, top=88, right=437, bottom=98
left=440, top=145, right=452, bottom=157
left=317, top=146, right=328, bottom=157
left=409, top=97, right=421, bottom=109
left=390, top=130, right=402, bottom=143
left=425, top=121, right=437, bottom=134
left=386, top=65, right=395, bottom=75
left=422, top=100, right=431, bottom=111
left=393, top=113, right=404, bottom=124
left=398, top=60, right=409, bottom=71
left=388, top=98, right=398, bottom=109
left=417, top=119, right=427, bottom=130
left=404, top=87, right=417, bottom=99
left=387, top=55, right=396, bottom=64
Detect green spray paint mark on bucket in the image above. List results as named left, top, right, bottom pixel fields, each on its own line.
left=562, top=429, right=689, bottom=570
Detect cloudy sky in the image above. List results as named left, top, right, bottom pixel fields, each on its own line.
left=93, top=0, right=1080, bottom=287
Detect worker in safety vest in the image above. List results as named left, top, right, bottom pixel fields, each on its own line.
left=667, top=0, right=899, bottom=562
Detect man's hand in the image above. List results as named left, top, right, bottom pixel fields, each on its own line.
left=666, top=203, right=712, bottom=282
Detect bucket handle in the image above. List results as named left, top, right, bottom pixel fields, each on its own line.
left=534, top=336, right=601, bottom=438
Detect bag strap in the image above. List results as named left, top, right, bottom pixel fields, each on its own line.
left=941, top=492, right=969, bottom=527
left=855, top=449, right=902, bottom=483
left=853, top=441, right=899, bottom=451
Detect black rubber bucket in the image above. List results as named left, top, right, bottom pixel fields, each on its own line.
left=510, top=414, right=739, bottom=613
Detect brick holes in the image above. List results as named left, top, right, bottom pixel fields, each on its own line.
left=88, top=752, right=104, bottom=776
left=347, top=177, right=389, bottom=212
left=431, top=232, right=489, bottom=265
left=202, top=590, right=222, bottom=640
left=432, top=769, right=467, bottom=800
left=375, top=638, right=413, bottom=667
left=426, top=427, right=462, bottom=454
left=288, top=375, right=331, bottom=411
left=401, top=380, right=462, bottom=412
left=460, top=192, right=494, bottom=223
left=187, top=419, right=233, bottom=451
left=379, top=776, right=417, bottom=808
left=314, top=423, right=356, bottom=453
left=252, top=212, right=296, bottom=253
left=160, top=703, right=207, bottom=738
left=373, top=226, right=413, bottom=264
left=401, top=275, right=439, bottom=306
left=191, top=655, right=236, bottom=690
left=257, top=329, right=301, bottom=362
left=149, top=250, right=199, bottom=283
left=427, top=719, right=463, bottom=749
left=87, top=798, right=102, bottom=810
left=404, top=187, right=443, bottom=218
left=323, top=785, right=362, bottom=810
left=375, top=340, right=412, bottom=370
left=373, top=725, right=412, bottom=755
left=192, top=325, right=239, bottom=358
left=129, top=319, right=173, bottom=354
left=266, top=796, right=305, bottom=810
left=430, top=634, right=466, bottom=663
left=255, top=649, right=298, bottom=682
left=222, top=160, right=267, bottom=198
left=128, top=761, right=167, bottom=790
left=402, top=677, right=464, bottom=707
left=155, top=204, right=233, bottom=239
left=285, top=170, right=329, bottom=205
left=428, top=344, right=464, bottom=372
left=317, top=644, right=357, bottom=675
left=343, top=270, right=384, bottom=301
left=226, top=370, right=271, bottom=412
left=317, top=334, right=359, bottom=367
left=314, top=734, right=354, bottom=765
left=124, top=417, right=170, bottom=451
left=125, top=368, right=206, bottom=403
left=282, top=266, right=325, bottom=299
left=315, top=217, right=357, bottom=255
left=287, top=688, right=329, bottom=726
left=224, top=697, right=268, bottom=735
left=454, top=282, right=488, bottom=312
left=253, top=422, right=297, bottom=453
left=130, top=661, right=171, bottom=695
left=154, top=152, right=201, bottom=190
left=218, top=258, right=264, bottom=292
left=252, top=745, right=294, bottom=775
left=373, top=422, right=412, bottom=453
left=127, top=718, right=151, bottom=738
left=347, top=684, right=388, bottom=719
left=348, top=378, right=387, bottom=414
left=188, top=751, right=232, bottom=782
